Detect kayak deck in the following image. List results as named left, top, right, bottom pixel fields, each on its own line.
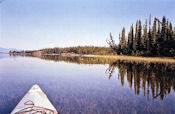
left=11, top=84, right=58, bottom=114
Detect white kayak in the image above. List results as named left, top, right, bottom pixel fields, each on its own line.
left=11, top=84, right=58, bottom=114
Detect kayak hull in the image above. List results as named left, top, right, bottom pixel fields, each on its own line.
left=11, top=84, right=58, bottom=114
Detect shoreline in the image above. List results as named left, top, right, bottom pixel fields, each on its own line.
left=44, top=54, right=175, bottom=64
left=8, top=52, right=175, bottom=64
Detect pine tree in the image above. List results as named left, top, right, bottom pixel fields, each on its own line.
left=128, top=24, right=134, bottom=54
left=160, top=16, right=167, bottom=56
left=148, top=15, right=152, bottom=55
left=143, top=20, right=148, bottom=53
left=137, top=20, right=142, bottom=51
left=169, top=22, right=173, bottom=40
left=161, top=16, right=167, bottom=41
left=156, top=22, right=161, bottom=56
left=152, top=18, right=157, bottom=44
left=134, top=21, right=139, bottom=52
left=151, top=18, right=157, bottom=55
left=127, top=32, right=131, bottom=53
left=121, top=27, right=126, bottom=50
left=108, top=15, right=175, bottom=57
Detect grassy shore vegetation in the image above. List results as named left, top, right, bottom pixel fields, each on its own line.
left=107, top=16, right=175, bottom=57
left=40, top=55, right=175, bottom=64
left=82, top=55, right=175, bottom=64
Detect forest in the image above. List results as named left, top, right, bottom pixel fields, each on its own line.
left=107, top=16, right=175, bottom=57
left=9, top=46, right=115, bottom=55
left=41, top=46, right=114, bottom=55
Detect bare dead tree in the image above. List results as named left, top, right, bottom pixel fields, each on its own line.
left=106, top=33, right=118, bottom=53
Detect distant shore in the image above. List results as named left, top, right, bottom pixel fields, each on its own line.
left=9, top=51, right=175, bottom=64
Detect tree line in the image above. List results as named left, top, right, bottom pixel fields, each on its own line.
left=41, top=46, right=114, bottom=55
left=108, top=16, right=175, bottom=57
left=9, top=46, right=115, bottom=55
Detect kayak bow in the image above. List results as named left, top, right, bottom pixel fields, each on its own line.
left=11, top=84, right=58, bottom=114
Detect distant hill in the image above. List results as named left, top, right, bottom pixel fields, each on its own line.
left=0, top=48, right=10, bottom=53
left=0, top=47, right=19, bottom=53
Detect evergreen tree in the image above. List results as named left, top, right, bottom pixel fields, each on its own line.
left=161, top=16, right=167, bottom=41
left=168, top=22, right=173, bottom=40
left=137, top=20, right=142, bottom=51
left=134, top=21, right=139, bottom=52
left=128, top=24, right=134, bottom=54
left=152, top=18, right=157, bottom=44
left=121, top=27, right=126, bottom=50
left=108, top=16, right=175, bottom=57
left=159, top=16, right=167, bottom=56
left=156, top=22, right=161, bottom=56
left=148, top=15, right=152, bottom=55
left=151, top=18, right=157, bottom=55
left=143, top=20, right=148, bottom=53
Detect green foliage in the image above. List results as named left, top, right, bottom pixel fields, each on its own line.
left=121, top=27, right=126, bottom=50
left=127, top=24, right=134, bottom=54
left=41, top=46, right=115, bottom=55
left=108, top=16, right=175, bottom=57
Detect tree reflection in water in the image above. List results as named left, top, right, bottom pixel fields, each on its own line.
left=40, top=55, right=115, bottom=65
left=106, top=61, right=175, bottom=100
left=4, top=54, right=175, bottom=113
left=41, top=55, right=175, bottom=100
left=16, top=55, right=175, bottom=100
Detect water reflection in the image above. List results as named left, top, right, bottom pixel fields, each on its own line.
left=0, top=53, right=10, bottom=59
left=1, top=54, right=175, bottom=113
left=40, top=55, right=115, bottom=65
left=41, top=55, right=175, bottom=100
left=27, top=55, right=175, bottom=100
left=106, top=61, right=175, bottom=100
left=9, top=54, right=175, bottom=100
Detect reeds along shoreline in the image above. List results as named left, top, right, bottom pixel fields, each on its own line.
left=39, top=53, right=175, bottom=65
left=82, top=54, right=175, bottom=64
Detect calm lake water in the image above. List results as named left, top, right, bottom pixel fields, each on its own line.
left=0, top=54, right=175, bottom=114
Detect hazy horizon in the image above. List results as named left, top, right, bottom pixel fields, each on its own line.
left=0, top=0, right=175, bottom=50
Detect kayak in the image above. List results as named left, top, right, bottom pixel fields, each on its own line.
left=11, top=84, right=58, bottom=114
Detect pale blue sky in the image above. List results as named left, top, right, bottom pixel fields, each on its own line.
left=0, top=0, right=175, bottom=50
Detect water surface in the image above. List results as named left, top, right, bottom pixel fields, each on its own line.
left=0, top=54, right=175, bottom=114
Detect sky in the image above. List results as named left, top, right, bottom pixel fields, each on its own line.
left=0, top=0, right=175, bottom=50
